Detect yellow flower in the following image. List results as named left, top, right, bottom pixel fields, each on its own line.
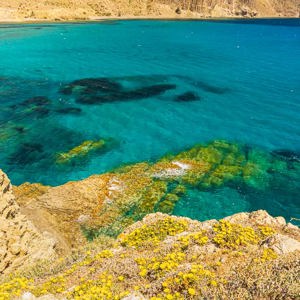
left=210, top=280, right=218, bottom=287
left=188, top=288, right=196, bottom=295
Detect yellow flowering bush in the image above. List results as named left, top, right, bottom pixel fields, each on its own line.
left=253, top=248, right=278, bottom=263
left=178, top=232, right=208, bottom=250
left=213, top=220, right=259, bottom=249
left=119, top=217, right=188, bottom=247
left=160, top=264, right=217, bottom=299
left=258, top=226, right=276, bottom=237
left=136, top=251, right=186, bottom=279
left=31, top=275, right=66, bottom=296
left=69, top=272, right=117, bottom=300
left=0, top=277, right=32, bottom=300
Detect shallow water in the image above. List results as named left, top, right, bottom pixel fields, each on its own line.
left=0, top=19, right=299, bottom=222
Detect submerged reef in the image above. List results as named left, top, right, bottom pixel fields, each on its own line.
left=56, top=139, right=108, bottom=165
left=8, top=94, right=82, bottom=119
left=0, top=121, right=117, bottom=184
left=74, top=140, right=300, bottom=238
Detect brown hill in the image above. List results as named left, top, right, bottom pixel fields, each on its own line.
left=0, top=0, right=299, bottom=22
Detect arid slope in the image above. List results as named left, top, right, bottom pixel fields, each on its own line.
left=0, top=0, right=299, bottom=22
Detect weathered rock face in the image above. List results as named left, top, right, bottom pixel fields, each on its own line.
left=0, top=170, right=57, bottom=275
left=0, top=0, right=298, bottom=21
left=160, top=0, right=300, bottom=17
left=13, top=174, right=110, bottom=251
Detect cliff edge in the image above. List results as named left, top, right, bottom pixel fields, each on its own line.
left=0, top=168, right=299, bottom=299
left=0, top=170, right=57, bottom=275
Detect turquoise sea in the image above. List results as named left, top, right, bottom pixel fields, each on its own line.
left=0, top=19, right=299, bottom=222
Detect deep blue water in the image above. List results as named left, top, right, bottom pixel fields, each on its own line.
left=0, top=19, right=299, bottom=222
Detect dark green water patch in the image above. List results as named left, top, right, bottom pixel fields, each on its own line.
left=175, top=91, right=200, bottom=102
left=60, top=76, right=177, bottom=105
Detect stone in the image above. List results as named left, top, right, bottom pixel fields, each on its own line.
left=175, top=7, right=181, bottom=14
left=262, top=233, right=300, bottom=254
left=10, top=243, right=21, bottom=255
left=21, top=292, right=36, bottom=300
left=285, top=222, right=299, bottom=230
left=225, top=210, right=287, bottom=228
left=77, top=214, right=90, bottom=223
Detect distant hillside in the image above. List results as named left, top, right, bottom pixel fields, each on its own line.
left=0, top=0, right=299, bottom=21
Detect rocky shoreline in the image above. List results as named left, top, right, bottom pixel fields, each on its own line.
left=0, top=167, right=299, bottom=299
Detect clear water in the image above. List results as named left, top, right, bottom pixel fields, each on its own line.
left=0, top=19, right=299, bottom=222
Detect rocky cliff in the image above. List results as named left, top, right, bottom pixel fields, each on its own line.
left=0, top=170, right=57, bottom=275
left=0, top=0, right=299, bottom=22
left=0, top=168, right=299, bottom=299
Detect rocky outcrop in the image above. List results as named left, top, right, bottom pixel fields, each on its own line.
left=0, top=0, right=299, bottom=22
left=4, top=210, right=300, bottom=300
left=0, top=170, right=57, bottom=275
left=13, top=174, right=110, bottom=251
left=262, top=233, right=300, bottom=254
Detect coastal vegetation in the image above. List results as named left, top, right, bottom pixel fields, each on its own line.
left=0, top=212, right=299, bottom=300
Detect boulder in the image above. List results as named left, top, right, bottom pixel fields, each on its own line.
left=262, top=233, right=300, bottom=254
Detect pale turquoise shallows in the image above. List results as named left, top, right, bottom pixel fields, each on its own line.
left=0, top=19, right=299, bottom=222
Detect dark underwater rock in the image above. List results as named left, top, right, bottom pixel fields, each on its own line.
left=13, top=126, right=26, bottom=134
left=9, top=96, right=52, bottom=119
left=272, top=149, right=300, bottom=163
left=31, top=106, right=50, bottom=118
left=59, top=78, right=123, bottom=95
left=21, top=96, right=51, bottom=107
left=76, top=84, right=176, bottom=104
left=126, top=84, right=176, bottom=99
left=9, top=142, right=45, bottom=165
left=55, top=107, right=82, bottom=114
left=175, top=92, right=200, bottom=102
